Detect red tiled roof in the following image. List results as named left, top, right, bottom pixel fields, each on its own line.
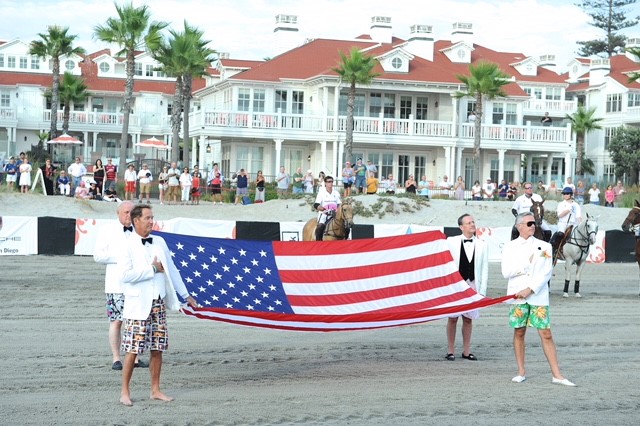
left=566, top=54, right=640, bottom=92
left=219, top=59, right=264, bottom=69
left=226, top=36, right=565, bottom=92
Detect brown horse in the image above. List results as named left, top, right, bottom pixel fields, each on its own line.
left=621, top=199, right=640, bottom=296
left=530, top=199, right=550, bottom=242
left=302, top=201, right=354, bottom=241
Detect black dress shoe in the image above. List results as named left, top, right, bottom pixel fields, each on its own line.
left=461, top=353, right=478, bottom=361
left=112, top=361, right=123, bottom=370
left=134, top=359, right=149, bottom=368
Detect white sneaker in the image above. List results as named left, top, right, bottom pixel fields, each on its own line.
left=562, top=292, right=569, bottom=298
left=511, top=375, right=526, bottom=383
left=575, top=293, right=582, bottom=298
left=552, top=377, right=576, bottom=387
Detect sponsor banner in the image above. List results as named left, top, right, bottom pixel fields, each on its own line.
left=0, top=216, right=38, bottom=255
left=170, top=218, right=234, bottom=239
left=280, top=221, right=306, bottom=241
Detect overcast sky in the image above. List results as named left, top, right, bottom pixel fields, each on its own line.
left=2, top=0, right=640, bottom=71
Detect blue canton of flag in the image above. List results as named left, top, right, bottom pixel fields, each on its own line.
left=155, top=231, right=294, bottom=314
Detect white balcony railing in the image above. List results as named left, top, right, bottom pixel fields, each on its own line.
left=522, top=99, right=578, bottom=114
left=0, top=107, right=16, bottom=119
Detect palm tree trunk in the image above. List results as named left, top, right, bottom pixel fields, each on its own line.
left=344, top=82, right=356, bottom=162
left=171, top=76, right=183, bottom=163
left=120, top=52, right=135, bottom=171
left=63, top=104, right=70, bottom=134
left=576, top=134, right=584, bottom=175
left=50, top=59, right=60, bottom=139
left=473, top=93, right=483, bottom=182
left=182, top=75, right=193, bottom=167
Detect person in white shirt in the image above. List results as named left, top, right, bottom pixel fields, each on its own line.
left=502, top=212, right=576, bottom=387
left=123, top=164, right=137, bottom=201
left=313, top=176, right=342, bottom=240
left=445, top=214, right=488, bottom=362
left=588, top=183, right=600, bottom=205
left=482, top=177, right=495, bottom=200
left=179, top=166, right=193, bottom=204
left=550, top=187, right=582, bottom=258
left=137, top=164, right=153, bottom=204
left=383, top=174, right=397, bottom=194
left=438, top=175, right=453, bottom=190
left=67, top=157, right=87, bottom=191
left=166, top=162, right=180, bottom=205
left=511, top=182, right=546, bottom=240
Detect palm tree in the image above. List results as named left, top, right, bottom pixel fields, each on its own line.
left=59, top=72, right=89, bottom=134
left=455, top=61, right=509, bottom=183
left=94, top=2, right=167, bottom=173
left=154, top=22, right=215, bottom=166
left=566, top=106, right=603, bottom=175
left=627, top=47, right=640, bottom=83
left=29, top=26, right=85, bottom=140
left=332, top=48, right=379, bottom=162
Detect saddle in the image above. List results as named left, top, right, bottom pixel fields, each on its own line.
left=555, top=225, right=573, bottom=261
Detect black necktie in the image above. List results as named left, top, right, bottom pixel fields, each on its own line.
left=141, top=237, right=153, bottom=245
left=123, top=226, right=133, bottom=233
left=463, top=239, right=473, bottom=243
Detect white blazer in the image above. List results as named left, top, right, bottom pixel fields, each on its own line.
left=93, top=221, right=130, bottom=294
left=117, top=234, right=189, bottom=320
left=446, top=234, right=489, bottom=296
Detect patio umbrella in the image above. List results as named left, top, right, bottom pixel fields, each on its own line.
left=135, top=136, right=169, bottom=160
left=46, top=133, right=83, bottom=163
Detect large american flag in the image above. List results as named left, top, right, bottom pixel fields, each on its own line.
left=155, top=230, right=513, bottom=331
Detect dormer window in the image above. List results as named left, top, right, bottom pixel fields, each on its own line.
left=392, top=57, right=402, bottom=69
left=100, top=62, right=110, bottom=73
left=65, top=60, right=75, bottom=71
left=457, top=49, right=466, bottom=60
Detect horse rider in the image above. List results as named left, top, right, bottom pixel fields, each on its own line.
left=313, top=175, right=342, bottom=241
left=550, top=186, right=583, bottom=258
left=510, top=182, right=548, bottom=240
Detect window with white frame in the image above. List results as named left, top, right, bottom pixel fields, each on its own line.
left=545, top=87, right=561, bottom=100
left=100, top=62, right=110, bottom=73
left=0, top=92, right=10, bottom=107
left=0, top=54, right=4, bottom=67
left=134, top=63, right=142, bottom=76
left=145, top=64, right=154, bottom=77
left=223, top=88, right=232, bottom=110
left=492, top=102, right=517, bottom=125
left=398, top=154, right=410, bottom=184
left=338, top=91, right=365, bottom=116
left=31, top=55, right=40, bottom=69
left=628, top=93, right=640, bottom=107
left=415, top=96, right=428, bottom=120
left=381, top=152, right=394, bottom=180
left=492, top=103, right=504, bottom=124
left=292, top=90, right=304, bottom=114
left=383, top=93, right=395, bottom=118
left=400, top=96, right=412, bottom=119
left=604, top=127, right=616, bottom=150
left=369, top=92, right=381, bottom=117
left=238, top=88, right=250, bottom=111
left=221, top=145, right=231, bottom=178
left=414, top=155, right=426, bottom=180
left=606, top=94, right=622, bottom=112
left=505, top=103, right=517, bottom=125
left=533, top=88, right=542, bottom=99
left=253, top=89, right=265, bottom=113
left=19, top=56, right=27, bottom=69
left=65, top=60, right=74, bottom=71
left=604, top=164, right=615, bottom=182
left=8, top=56, right=16, bottom=68
left=275, top=90, right=287, bottom=113
left=464, top=157, right=474, bottom=187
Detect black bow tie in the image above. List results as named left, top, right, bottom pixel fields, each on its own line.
left=123, top=226, right=133, bottom=233
left=141, top=237, right=153, bottom=245
left=463, top=239, right=473, bottom=243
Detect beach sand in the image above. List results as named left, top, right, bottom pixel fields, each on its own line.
left=0, top=192, right=638, bottom=425
left=0, top=256, right=638, bottom=425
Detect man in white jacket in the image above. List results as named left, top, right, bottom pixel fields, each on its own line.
left=117, top=205, right=198, bottom=406
left=93, top=201, right=147, bottom=371
left=445, top=214, right=488, bottom=361
left=501, top=212, right=575, bottom=387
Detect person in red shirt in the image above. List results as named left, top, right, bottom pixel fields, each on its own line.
left=104, top=158, right=118, bottom=193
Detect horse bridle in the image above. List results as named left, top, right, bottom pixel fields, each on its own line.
left=567, top=218, right=598, bottom=263
left=622, top=207, right=640, bottom=233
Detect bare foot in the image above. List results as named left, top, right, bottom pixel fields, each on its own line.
left=150, top=392, right=174, bottom=402
left=120, top=394, right=133, bottom=406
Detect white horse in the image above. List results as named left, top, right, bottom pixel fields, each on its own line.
left=561, top=213, right=599, bottom=298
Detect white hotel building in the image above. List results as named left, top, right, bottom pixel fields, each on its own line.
left=1, top=16, right=640, bottom=185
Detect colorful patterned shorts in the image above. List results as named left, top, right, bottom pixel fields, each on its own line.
left=509, top=303, right=551, bottom=330
left=106, top=293, right=125, bottom=322
left=121, top=298, right=168, bottom=354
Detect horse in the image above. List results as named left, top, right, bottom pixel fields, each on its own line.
left=560, top=213, right=599, bottom=298
left=620, top=200, right=640, bottom=296
left=529, top=199, right=551, bottom=242
left=302, top=201, right=354, bottom=241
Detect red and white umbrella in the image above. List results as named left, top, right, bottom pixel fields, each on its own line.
left=46, top=133, right=83, bottom=145
left=136, top=136, right=169, bottom=150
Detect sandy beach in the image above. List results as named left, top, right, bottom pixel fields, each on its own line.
left=1, top=192, right=638, bottom=425
left=0, top=256, right=638, bottom=425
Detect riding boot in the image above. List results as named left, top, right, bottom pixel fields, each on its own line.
left=315, top=223, right=326, bottom=241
